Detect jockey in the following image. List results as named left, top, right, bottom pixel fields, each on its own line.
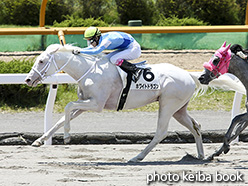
left=72, top=26, right=143, bottom=82
left=230, top=44, right=248, bottom=60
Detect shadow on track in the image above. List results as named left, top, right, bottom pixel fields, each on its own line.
left=39, top=154, right=224, bottom=167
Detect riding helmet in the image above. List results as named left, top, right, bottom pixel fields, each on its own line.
left=84, top=27, right=101, bottom=40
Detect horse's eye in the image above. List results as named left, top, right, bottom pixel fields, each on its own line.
left=212, top=57, right=220, bottom=66
left=39, top=60, right=43, bottom=64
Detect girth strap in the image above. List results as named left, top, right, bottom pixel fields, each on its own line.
left=117, top=72, right=132, bottom=111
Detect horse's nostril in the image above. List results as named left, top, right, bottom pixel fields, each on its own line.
left=25, top=78, right=31, bottom=83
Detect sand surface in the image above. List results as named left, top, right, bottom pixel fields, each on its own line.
left=1, top=143, right=248, bottom=186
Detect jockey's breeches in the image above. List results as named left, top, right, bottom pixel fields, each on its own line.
left=107, top=40, right=141, bottom=65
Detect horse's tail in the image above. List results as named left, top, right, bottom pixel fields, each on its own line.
left=189, top=72, right=246, bottom=97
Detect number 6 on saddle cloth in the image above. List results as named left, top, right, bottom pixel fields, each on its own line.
left=116, top=61, right=159, bottom=111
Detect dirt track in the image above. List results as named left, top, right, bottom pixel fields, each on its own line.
left=1, top=143, right=248, bottom=185
left=134, top=50, right=215, bottom=70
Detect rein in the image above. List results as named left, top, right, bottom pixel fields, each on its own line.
left=33, top=52, right=96, bottom=82
left=77, top=61, right=96, bottom=82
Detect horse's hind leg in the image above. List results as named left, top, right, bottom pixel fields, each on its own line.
left=32, top=109, right=83, bottom=147
left=173, top=103, right=204, bottom=159
left=207, top=113, right=248, bottom=160
left=129, top=88, right=195, bottom=163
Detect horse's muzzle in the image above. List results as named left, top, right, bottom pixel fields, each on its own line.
left=25, top=76, right=39, bottom=87
left=198, top=74, right=210, bottom=85
left=25, top=78, right=33, bottom=86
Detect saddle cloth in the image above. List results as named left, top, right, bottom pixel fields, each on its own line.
left=116, top=63, right=160, bottom=111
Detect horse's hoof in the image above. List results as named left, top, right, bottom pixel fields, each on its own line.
left=31, top=141, right=42, bottom=147
left=128, top=156, right=143, bottom=163
left=64, top=136, right=71, bottom=144
left=206, top=155, right=214, bottom=161
left=223, top=145, right=230, bottom=154
left=198, top=155, right=204, bottom=160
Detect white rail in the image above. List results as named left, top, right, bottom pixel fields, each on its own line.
left=0, top=73, right=244, bottom=145
left=0, top=73, right=76, bottom=145
left=0, top=73, right=76, bottom=84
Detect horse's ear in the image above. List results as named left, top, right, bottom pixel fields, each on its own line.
left=222, top=41, right=227, bottom=48
left=224, top=44, right=231, bottom=53
left=49, top=47, right=60, bottom=55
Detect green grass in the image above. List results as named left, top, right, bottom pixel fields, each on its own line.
left=54, top=84, right=78, bottom=113
left=188, top=90, right=246, bottom=111
left=0, top=83, right=244, bottom=113
left=53, top=87, right=246, bottom=113
left=124, top=89, right=246, bottom=112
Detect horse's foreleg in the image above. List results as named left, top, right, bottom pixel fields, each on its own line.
left=128, top=106, right=172, bottom=163
left=64, top=99, right=100, bottom=143
left=206, top=121, right=246, bottom=160
left=207, top=113, right=248, bottom=160
left=228, top=121, right=248, bottom=143
left=32, top=109, right=83, bottom=147
left=32, top=116, right=66, bottom=147
left=222, top=113, right=247, bottom=152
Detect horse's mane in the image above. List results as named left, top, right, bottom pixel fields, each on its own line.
left=191, top=72, right=246, bottom=99
left=45, top=43, right=80, bottom=53
left=60, top=44, right=81, bottom=52
left=45, top=44, right=108, bottom=62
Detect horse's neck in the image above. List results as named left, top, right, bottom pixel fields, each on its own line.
left=55, top=52, right=111, bottom=81
left=55, top=52, right=96, bottom=81
left=229, top=55, right=248, bottom=93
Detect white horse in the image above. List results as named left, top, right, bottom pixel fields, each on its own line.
left=25, top=44, right=239, bottom=163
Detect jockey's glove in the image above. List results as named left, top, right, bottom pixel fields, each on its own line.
left=237, top=51, right=247, bottom=60
left=72, top=49, right=81, bottom=55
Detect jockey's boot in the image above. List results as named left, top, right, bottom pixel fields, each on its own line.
left=120, top=60, right=143, bottom=83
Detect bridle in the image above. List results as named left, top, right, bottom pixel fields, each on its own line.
left=32, top=52, right=96, bottom=82
left=32, top=52, right=73, bottom=80
left=209, top=54, right=232, bottom=79
left=203, top=45, right=232, bottom=79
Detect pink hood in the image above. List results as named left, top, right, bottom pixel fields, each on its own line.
left=203, top=41, right=232, bottom=76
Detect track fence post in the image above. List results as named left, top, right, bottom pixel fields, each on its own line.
left=231, top=91, right=243, bottom=143
left=44, top=84, right=58, bottom=145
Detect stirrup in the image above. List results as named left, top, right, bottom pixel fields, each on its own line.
left=134, top=60, right=151, bottom=70
left=133, top=60, right=147, bottom=66
left=132, top=69, right=143, bottom=83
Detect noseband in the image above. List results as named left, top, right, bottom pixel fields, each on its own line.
left=32, top=53, right=73, bottom=80
left=211, top=55, right=231, bottom=78
left=32, top=54, right=55, bottom=80
left=208, top=68, right=221, bottom=79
